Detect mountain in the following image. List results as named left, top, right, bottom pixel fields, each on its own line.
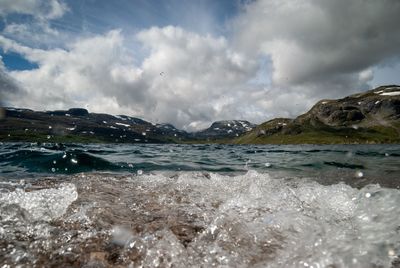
left=1, top=85, right=399, bottom=144
left=0, top=108, right=188, bottom=143
left=192, top=120, right=255, bottom=140
left=235, top=85, right=400, bottom=144
left=0, top=108, right=254, bottom=143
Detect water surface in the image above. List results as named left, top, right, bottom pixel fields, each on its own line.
left=0, top=143, right=399, bottom=267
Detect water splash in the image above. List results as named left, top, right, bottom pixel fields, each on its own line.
left=1, top=171, right=399, bottom=267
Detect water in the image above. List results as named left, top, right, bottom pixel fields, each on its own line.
left=0, top=142, right=399, bottom=267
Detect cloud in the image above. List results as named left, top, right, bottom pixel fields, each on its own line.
left=0, top=31, right=146, bottom=113
left=0, top=0, right=69, bottom=47
left=233, top=0, right=400, bottom=94
left=0, top=0, right=68, bottom=20
left=0, top=27, right=260, bottom=130
left=136, top=26, right=258, bottom=127
left=0, top=57, right=23, bottom=107
left=2, top=1, right=400, bottom=130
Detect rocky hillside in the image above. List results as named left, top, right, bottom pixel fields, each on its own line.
left=0, top=108, right=190, bottom=143
left=0, top=108, right=255, bottom=143
left=235, top=85, right=400, bottom=144
left=192, top=120, right=255, bottom=140
left=2, top=85, right=399, bottom=144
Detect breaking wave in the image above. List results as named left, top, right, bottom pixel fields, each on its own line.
left=0, top=171, right=399, bottom=267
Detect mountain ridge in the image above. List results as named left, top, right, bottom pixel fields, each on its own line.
left=1, top=85, right=399, bottom=144
left=234, top=85, right=400, bottom=144
left=0, top=107, right=255, bottom=143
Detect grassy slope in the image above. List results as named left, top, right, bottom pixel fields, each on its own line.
left=234, top=123, right=400, bottom=144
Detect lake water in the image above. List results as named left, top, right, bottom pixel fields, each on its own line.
left=0, top=142, right=399, bottom=267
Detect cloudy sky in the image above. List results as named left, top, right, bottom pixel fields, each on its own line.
left=1, top=0, right=400, bottom=130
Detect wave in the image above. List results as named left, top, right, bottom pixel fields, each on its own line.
left=0, top=171, right=399, bottom=267
left=324, top=161, right=365, bottom=169
left=0, top=149, right=120, bottom=174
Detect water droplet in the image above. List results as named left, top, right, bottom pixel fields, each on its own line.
left=47, top=135, right=51, bottom=139
left=265, top=163, right=271, bottom=167
left=53, top=160, right=57, bottom=164
left=51, top=168, right=56, bottom=172
left=245, top=159, right=251, bottom=169
left=71, top=159, right=78, bottom=164
left=111, top=226, right=133, bottom=246
left=365, top=192, right=371, bottom=198
left=137, top=169, right=143, bottom=175
left=356, top=171, right=364, bottom=178
left=385, top=153, right=389, bottom=157
left=62, top=153, right=67, bottom=159
left=49, top=126, right=52, bottom=129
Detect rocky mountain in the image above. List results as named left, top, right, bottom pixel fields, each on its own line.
left=0, top=108, right=255, bottom=143
left=235, top=85, right=400, bottom=144
left=0, top=108, right=189, bottom=143
left=2, top=85, right=399, bottom=144
left=192, top=120, right=255, bottom=140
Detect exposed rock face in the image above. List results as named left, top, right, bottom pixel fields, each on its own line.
left=236, top=85, right=400, bottom=144
left=299, top=85, right=400, bottom=127
left=256, top=118, right=292, bottom=136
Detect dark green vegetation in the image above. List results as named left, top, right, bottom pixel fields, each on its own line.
left=235, top=85, right=400, bottom=144
left=1, top=85, right=400, bottom=144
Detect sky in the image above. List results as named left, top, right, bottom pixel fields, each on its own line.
left=0, top=0, right=400, bottom=131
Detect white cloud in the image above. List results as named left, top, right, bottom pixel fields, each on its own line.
left=0, top=0, right=68, bottom=20
left=233, top=0, right=400, bottom=94
left=0, top=28, right=262, bottom=130
left=0, top=56, right=24, bottom=106
left=0, top=0, right=68, bottom=47
left=2, top=0, right=400, bottom=130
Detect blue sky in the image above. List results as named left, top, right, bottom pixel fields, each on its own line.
left=0, top=0, right=242, bottom=70
left=1, top=0, right=400, bottom=130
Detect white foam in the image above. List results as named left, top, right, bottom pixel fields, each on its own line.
left=1, top=172, right=399, bottom=267
left=135, top=171, right=400, bottom=267
left=0, top=183, right=78, bottom=221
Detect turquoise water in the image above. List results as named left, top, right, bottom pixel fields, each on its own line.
left=1, top=142, right=400, bottom=267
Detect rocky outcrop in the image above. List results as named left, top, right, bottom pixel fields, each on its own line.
left=299, top=85, right=400, bottom=127
left=236, top=85, right=400, bottom=144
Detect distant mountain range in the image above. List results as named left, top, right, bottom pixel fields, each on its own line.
left=1, top=85, right=399, bottom=144
left=0, top=107, right=255, bottom=143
